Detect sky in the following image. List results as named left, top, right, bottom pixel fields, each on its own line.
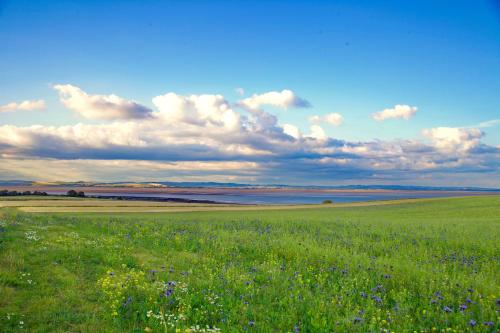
left=0, top=0, right=499, bottom=186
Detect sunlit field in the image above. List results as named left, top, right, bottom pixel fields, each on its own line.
left=0, top=196, right=499, bottom=332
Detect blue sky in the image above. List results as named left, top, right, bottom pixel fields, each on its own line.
left=0, top=0, right=499, bottom=186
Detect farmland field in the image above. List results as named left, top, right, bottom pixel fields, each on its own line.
left=0, top=196, right=499, bottom=332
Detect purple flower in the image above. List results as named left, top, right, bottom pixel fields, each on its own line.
left=484, top=321, right=494, bottom=326
left=294, top=325, right=300, bottom=333
left=443, top=306, right=452, bottom=313
left=353, top=317, right=363, bottom=323
left=384, top=274, right=391, bottom=279
left=469, top=319, right=476, bottom=327
left=465, top=298, right=472, bottom=304
left=360, top=291, right=367, bottom=298
left=249, top=321, right=255, bottom=327
left=430, top=299, right=438, bottom=304
left=122, top=296, right=132, bottom=307
left=459, top=304, right=467, bottom=311
left=372, top=295, right=382, bottom=304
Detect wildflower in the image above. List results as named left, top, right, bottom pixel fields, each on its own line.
left=353, top=317, right=363, bottom=323
left=468, top=319, right=476, bottom=327
left=459, top=304, right=466, bottom=312
left=249, top=320, right=255, bottom=327
left=436, top=294, right=444, bottom=300
left=443, top=306, right=452, bottom=313
left=294, top=325, right=300, bottom=333
left=123, top=296, right=132, bottom=307
left=372, top=295, right=383, bottom=304
left=483, top=321, right=494, bottom=326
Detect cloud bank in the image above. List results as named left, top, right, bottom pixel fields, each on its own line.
left=0, top=86, right=498, bottom=186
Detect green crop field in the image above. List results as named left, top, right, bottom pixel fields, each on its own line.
left=0, top=196, right=499, bottom=332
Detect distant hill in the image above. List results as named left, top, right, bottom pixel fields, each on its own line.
left=0, top=180, right=499, bottom=192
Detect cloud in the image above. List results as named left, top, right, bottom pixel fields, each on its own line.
left=235, top=87, right=245, bottom=96
left=0, top=99, right=46, bottom=112
left=475, top=119, right=500, bottom=128
left=152, top=92, right=242, bottom=131
left=309, top=113, right=344, bottom=126
left=0, top=158, right=260, bottom=182
left=238, top=89, right=310, bottom=111
left=307, top=125, right=327, bottom=140
left=372, top=104, right=417, bottom=121
left=53, top=84, right=152, bottom=120
left=422, top=127, right=483, bottom=153
left=282, top=124, right=301, bottom=139
left=0, top=88, right=498, bottom=186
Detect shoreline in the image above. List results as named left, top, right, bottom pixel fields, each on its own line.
left=3, top=185, right=500, bottom=196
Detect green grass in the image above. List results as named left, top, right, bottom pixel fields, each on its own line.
left=0, top=196, right=499, bottom=332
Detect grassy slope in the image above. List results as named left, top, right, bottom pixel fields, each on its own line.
left=0, top=196, right=499, bottom=332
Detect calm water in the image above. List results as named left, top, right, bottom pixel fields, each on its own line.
left=46, top=189, right=491, bottom=204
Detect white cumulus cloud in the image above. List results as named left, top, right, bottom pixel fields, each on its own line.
left=0, top=99, right=46, bottom=112
left=309, top=113, right=344, bottom=126
left=372, top=104, right=417, bottom=121
left=152, top=92, right=241, bottom=131
left=422, top=127, right=483, bottom=153
left=53, top=84, right=152, bottom=120
left=307, top=125, right=327, bottom=140
left=282, top=123, right=301, bottom=139
left=238, top=89, right=310, bottom=111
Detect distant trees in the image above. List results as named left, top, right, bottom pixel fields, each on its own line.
left=0, top=189, right=48, bottom=196
left=322, top=199, right=333, bottom=204
left=67, top=190, right=85, bottom=197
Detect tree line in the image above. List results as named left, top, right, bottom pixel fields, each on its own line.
left=0, top=189, right=85, bottom=197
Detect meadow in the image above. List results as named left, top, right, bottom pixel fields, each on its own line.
left=0, top=196, right=499, bottom=332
